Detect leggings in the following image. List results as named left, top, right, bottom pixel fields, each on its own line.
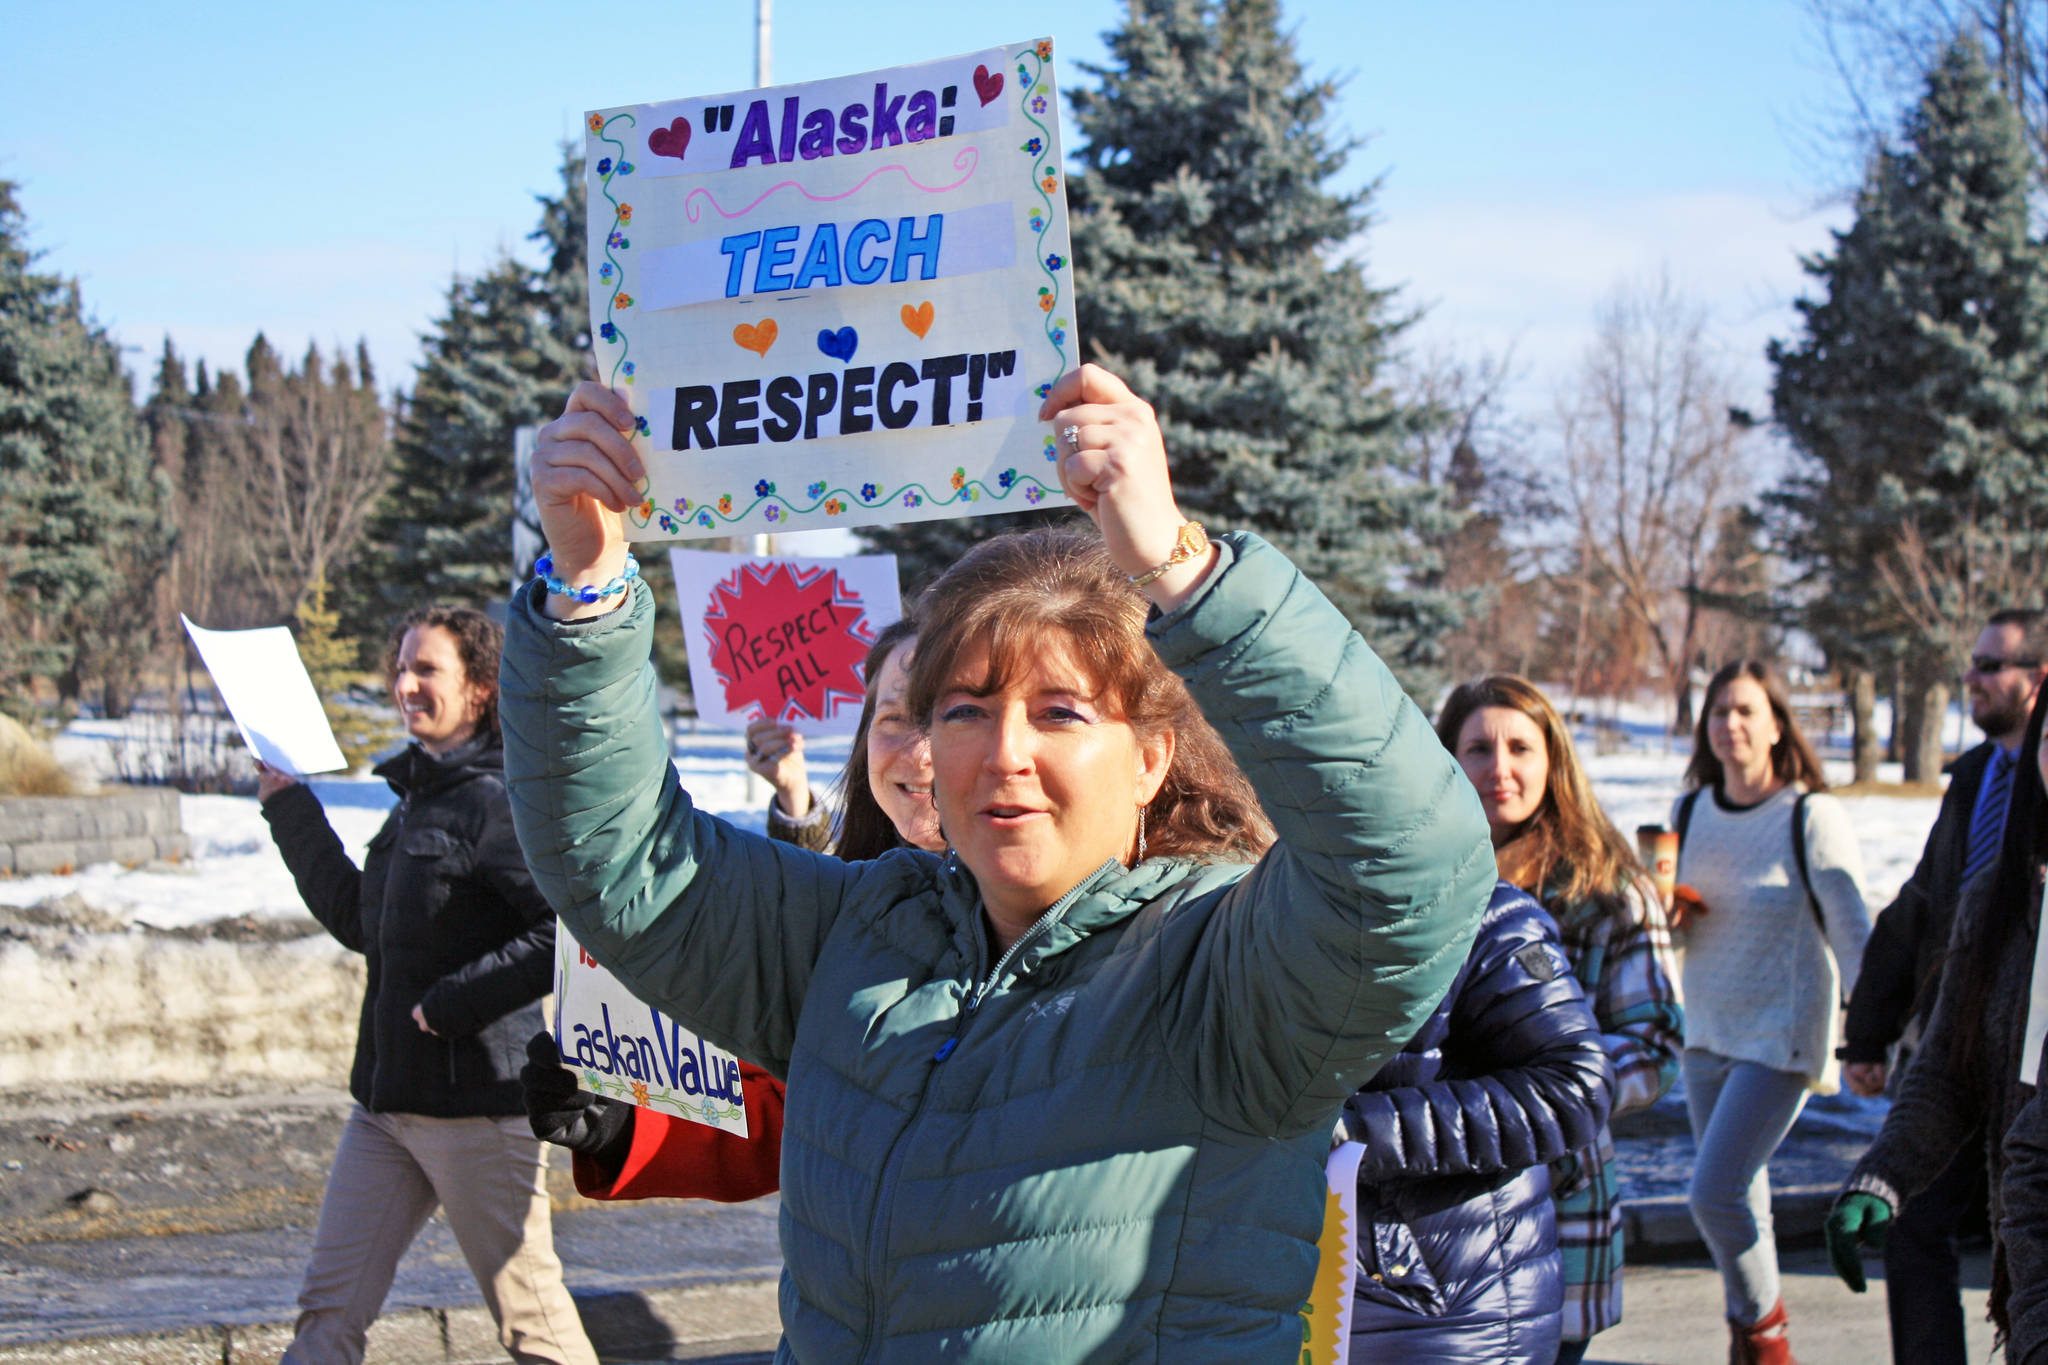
left=1681, top=1049, right=1810, bottom=1324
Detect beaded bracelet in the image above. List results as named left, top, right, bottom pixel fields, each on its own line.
left=535, top=551, right=640, bottom=604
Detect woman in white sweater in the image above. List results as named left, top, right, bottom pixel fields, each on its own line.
left=1673, top=660, right=1870, bottom=1365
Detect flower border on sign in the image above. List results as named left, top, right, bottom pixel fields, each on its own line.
left=632, top=469, right=1052, bottom=535
left=578, top=1072, right=747, bottom=1126
left=1018, top=39, right=1069, bottom=403
left=590, top=112, right=638, bottom=390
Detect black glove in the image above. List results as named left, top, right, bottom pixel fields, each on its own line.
left=522, top=1031, right=636, bottom=1179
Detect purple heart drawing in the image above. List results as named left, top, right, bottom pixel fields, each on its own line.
left=973, top=64, right=1004, bottom=107
left=817, top=327, right=859, bottom=363
left=647, top=117, right=691, bottom=161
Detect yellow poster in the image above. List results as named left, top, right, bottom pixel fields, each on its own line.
left=1300, top=1141, right=1364, bottom=1365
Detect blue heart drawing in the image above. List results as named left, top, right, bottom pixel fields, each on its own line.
left=816, top=326, right=859, bottom=363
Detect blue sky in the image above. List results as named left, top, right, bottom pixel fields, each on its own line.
left=5, top=1, right=1857, bottom=410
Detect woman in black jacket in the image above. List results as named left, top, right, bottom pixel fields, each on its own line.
left=259, top=605, right=594, bottom=1365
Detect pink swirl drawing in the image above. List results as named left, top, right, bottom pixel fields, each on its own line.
left=683, top=148, right=980, bottom=222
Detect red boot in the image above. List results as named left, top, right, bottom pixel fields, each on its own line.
left=1727, top=1299, right=1796, bottom=1365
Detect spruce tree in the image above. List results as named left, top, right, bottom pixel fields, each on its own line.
left=866, top=0, right=1461, bottom=687
left=363, top=261, right=561, bottom=615
left=1770, top=38, right=2048, bottom=775
left=531, top=143, right=593, bottom=371
left=357, top=150, right=712, bottom=684
left=0, top=181, right=172, bottom=718
left=361, top=147, right=592, bottom=625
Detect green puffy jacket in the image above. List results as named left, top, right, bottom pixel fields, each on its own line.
left=500, top=532, right=1492, bottom=1364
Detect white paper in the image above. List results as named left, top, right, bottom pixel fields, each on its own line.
left=180, top=616, right=348, bottom=776
left=553, top=921, right=749, bottom=1136
left=669, top=549, right=901, bottom=735
left=2023, top=882, right=2048, bottom=1087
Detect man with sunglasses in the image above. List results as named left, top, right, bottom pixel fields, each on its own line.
left=1842, top=607, right=2046, bottom=1365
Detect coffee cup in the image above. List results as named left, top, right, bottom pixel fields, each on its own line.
left=1636, top=824, right=1679, bottom=906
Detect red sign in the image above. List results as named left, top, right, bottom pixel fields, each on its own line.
left=701, top=561, right=874, bottom=722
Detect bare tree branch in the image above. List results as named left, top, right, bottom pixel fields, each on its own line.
left=1556, top=271, right=1755, bottom=730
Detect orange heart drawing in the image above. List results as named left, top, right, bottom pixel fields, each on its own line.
left=900, top=301, right=935, bottom=339
left=733, top=319, right=778, bottom=356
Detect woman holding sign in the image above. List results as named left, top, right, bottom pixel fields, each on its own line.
left=258, top=606, right=594, bottom=1365
left=501, top=364, right=1494, bottom=1363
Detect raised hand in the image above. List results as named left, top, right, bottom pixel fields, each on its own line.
left=254, top=762, right=300, bottom=804
left=745, top=719, right=810, bottom=817
left=1039, top=364, right=1216, bottom=608
left=530, top=382, right=646, bottom=619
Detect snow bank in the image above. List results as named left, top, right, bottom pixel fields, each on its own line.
left=0, top=928, right=364, bottom=1087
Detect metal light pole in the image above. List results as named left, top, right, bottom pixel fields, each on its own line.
left=751, top=0, right=776, bottom=564
left=745, top=0, right=775, bottom=806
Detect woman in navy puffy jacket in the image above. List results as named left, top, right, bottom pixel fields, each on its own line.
left=1342, top=881, right=1615, bottom=1363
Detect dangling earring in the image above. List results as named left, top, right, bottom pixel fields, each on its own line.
left=1135, top=803, right=1149, bottom=863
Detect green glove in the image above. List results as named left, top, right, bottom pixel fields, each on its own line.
left=1825, top=1191, right=1893, bottom=1292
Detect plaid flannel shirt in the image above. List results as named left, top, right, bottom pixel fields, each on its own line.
left=1547, top=873, right=1684, bottom=1342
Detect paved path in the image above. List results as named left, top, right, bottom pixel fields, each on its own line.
left=0, top=1237, right=1990, bottom=1363
left=0, top=1080, right=1981, bottom=1364
left=1590, top=1245, right=1995, bottom=1364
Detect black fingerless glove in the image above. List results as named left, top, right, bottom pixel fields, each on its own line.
left=522, top=1030, right=636, bottom=1181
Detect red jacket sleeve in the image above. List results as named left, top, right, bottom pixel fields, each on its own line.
left=572, top=1062, right=786, bottom=1202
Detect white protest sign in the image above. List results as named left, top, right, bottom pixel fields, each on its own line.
left=2022, top=882, right=2048, bottom=1086
left=553, top=924, right=749, bottom=1136
left=669, top=549, right=900, bottom=734
left=180, top=616, right=348, bottom=776
left=585, top=38, right=1076, bottom=542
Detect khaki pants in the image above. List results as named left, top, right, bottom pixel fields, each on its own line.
left=281, top=1106, right=598, bottom=1365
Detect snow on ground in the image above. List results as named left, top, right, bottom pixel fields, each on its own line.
left=4, top=710, right=1940, bottom=928
left=5, top=726, right=854, bottom=928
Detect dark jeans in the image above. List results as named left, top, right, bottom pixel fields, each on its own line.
left=1554, top=1339, right=1590, bottom=1365
left=1883, top=1138, right=1988, bottom=1365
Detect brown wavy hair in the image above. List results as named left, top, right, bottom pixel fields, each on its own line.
left=1683, top=659, right=1828, bottom=794
left=831, top=616, right=923, bottom=862
left=905, top=526, right=1272, bottom=863
left=382, top=605, right=502, bottom=738
left=1436, top=675, right=1645, bottom=925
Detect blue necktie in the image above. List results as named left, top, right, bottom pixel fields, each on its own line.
left=1964, top=747, right=2016, bottom=885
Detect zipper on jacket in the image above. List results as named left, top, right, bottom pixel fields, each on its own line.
left=965, top=856, right=1116, bottom=1013
left=851, top=859, right=1120, bottom=1362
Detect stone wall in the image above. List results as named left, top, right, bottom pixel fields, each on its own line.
left=0, top=790, right=189, bottom=876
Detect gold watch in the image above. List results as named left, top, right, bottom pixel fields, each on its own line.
left=1130, top=522, right=1209, bottom=587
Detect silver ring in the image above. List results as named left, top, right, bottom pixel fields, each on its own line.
left=1063, top=425, right=1080, bottom=447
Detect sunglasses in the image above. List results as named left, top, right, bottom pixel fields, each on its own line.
left=1969, top=654, right=2044, bottom=674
